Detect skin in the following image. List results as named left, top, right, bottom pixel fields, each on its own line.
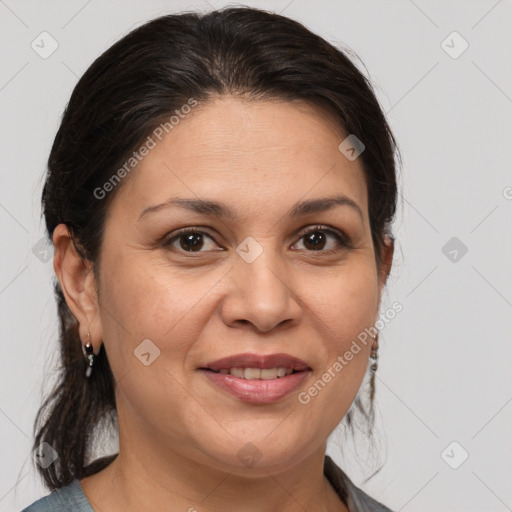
left=53, top=95, right=393, bottom=512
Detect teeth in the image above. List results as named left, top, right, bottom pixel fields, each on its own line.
left=230, top=367, right=245, bottom=378
left=244, top=368, right=261, bottom=380
left=215, top=367, right=297, bottom=379
left=260, top=368, right=278, bottom=380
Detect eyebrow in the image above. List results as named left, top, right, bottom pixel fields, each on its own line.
left=138, top=194, right=363, bottom=222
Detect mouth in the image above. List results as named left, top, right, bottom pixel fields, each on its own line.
left=201, top=367, right=304, bottom=379
left=198, top=353, right=312, bottom=403
left=200, top=352, right=311, bottom=377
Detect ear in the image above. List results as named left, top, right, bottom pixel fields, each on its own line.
left=378, top=235, right=394, bottom=292
left=52, top=224, right=103, bottom=354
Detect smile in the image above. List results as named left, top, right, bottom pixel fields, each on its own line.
left=206, top=367, right=298, bottom=379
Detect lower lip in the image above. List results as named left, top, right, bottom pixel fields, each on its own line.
left=199, top=369, right=310, bottom=403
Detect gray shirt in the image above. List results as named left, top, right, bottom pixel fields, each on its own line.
left=21, top=455, right=393, bottom=511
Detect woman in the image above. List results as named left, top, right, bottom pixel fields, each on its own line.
left=23, top=6, right=399, bottom=511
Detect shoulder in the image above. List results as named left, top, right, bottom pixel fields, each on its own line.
left=324, top=455, right=394, bottom=512
left=21, top=479, right=94, bottom=512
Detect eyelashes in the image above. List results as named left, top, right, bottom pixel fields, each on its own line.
left=162, top=224, right=352, bottom=255
left=292, top=225, right=351, bottom=252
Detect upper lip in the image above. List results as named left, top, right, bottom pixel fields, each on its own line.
left=201, top=353, right=311, bottom=372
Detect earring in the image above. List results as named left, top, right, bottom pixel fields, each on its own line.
left=83, top=331, right=96, bottom=378
left=370, top=332, right=379, bottom=372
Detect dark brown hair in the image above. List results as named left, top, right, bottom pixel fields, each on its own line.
left=31, top=6, right=399, bottom=490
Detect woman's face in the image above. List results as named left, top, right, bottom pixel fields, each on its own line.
left=92, top=96, right=391, bottom=473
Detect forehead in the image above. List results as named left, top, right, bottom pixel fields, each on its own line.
left=110, top=96, right=368, bottom=223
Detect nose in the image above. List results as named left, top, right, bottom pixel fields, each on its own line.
left=220, top=250, right=302, bottom=333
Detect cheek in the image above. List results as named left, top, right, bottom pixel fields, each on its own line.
left=308, top=258, right=380, bottom=351
left=99, top=259, right=211, bottom=356
left=96, top=256, right=214, bottom=435
left=296, top=259, right=378, bottom=416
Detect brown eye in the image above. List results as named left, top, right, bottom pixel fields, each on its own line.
left=179, top=232, right=204, bottom=252
left=293, top=226, right=350, bottom=252
left=303, top=231, right=327, bottom=250
left=163, top=229, right=220, bottom=253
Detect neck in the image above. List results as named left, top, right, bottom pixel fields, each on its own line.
left=81, top=441, right=347, bottom=512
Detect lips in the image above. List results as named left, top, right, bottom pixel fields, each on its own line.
left=201, top=352, right=311, bottom=373
left=198, top=353, right=312, bottom=403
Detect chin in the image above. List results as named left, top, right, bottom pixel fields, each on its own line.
left=193, top=431, right=317, bottom=476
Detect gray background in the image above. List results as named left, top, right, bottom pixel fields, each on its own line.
left=1, top=0, right=511, bottom=510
